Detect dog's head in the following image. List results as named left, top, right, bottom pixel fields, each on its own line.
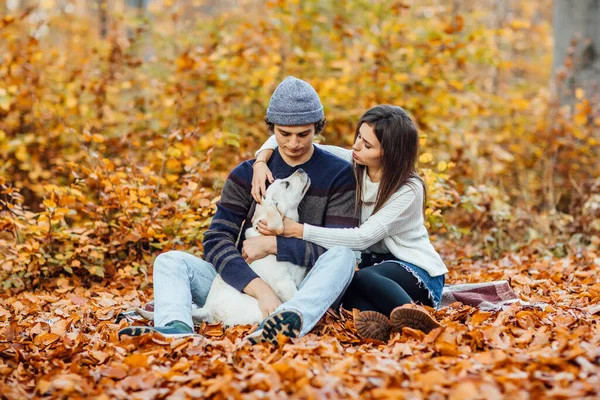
left=252, top=169, right=311, bottom=230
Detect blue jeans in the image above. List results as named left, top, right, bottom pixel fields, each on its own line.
left=153, top=251, right=217, bottom=328
left=153, top=247, right=357, bottom=336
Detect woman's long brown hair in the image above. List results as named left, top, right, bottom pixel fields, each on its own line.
left=353, top=105, right=426, bottom=214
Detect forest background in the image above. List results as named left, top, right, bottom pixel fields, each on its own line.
left=0, top=0, right=599, bottom=399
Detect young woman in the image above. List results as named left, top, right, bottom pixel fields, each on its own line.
left=251, top=105, right=447, bottom=341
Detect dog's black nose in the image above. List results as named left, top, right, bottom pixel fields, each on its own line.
left=296, top=168, right=305, bottom=174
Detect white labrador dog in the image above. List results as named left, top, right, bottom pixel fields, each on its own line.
left=138, top=169, right=310, bottom=326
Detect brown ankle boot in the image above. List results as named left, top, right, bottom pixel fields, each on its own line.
left=354, top=311, right=392, bottom=342
left=390, top=304, right=441, bottom=335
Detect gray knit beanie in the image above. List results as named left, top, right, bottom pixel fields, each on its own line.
left=266, top=76, right=324, bottom=126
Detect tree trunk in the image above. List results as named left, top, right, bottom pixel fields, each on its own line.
left=125, top=0, right=146, bottom=13
left=553, top=0, right=600, bottom=104
left=137, top=0, right=145, bottom=14
left=98, top=0, right=108, bottom=39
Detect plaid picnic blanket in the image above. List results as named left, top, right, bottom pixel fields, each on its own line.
left=115, top=280, right=532, bottom=324
left=439, top=280, right=525, bottom=310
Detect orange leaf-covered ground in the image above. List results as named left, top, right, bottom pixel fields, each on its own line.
left=1, top=245, right=599, bottom=399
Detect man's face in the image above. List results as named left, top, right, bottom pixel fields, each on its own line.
left=273, top=124, right=315, bottom=160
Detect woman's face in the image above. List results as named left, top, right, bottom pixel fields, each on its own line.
left=352, top=122, right=382, bottom=170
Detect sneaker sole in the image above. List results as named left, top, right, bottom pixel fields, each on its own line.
left=390, top=307, right=441, bottom=334
left=247, top=310, right=302, bottom=345
left=118, top=326, right=199, bottom=339
left=354, top=311, right=392, bottom=342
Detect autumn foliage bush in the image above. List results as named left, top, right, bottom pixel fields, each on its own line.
left=1, top=0, right=599, bottom=289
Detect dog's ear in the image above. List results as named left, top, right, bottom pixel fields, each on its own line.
left=264, top=206, right=284, bottom=233
left=251, top=203, right=265, bottom=225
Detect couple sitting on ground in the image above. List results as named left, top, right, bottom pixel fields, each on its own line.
left=119, top=76, right=448, bottom=343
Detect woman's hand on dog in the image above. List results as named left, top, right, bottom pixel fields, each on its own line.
left=257, top=218, right=304, bottom=239
left=255, top=219, right=283, bottom=236
left=242, top=236, right=277, bottom=264
left=251, top=158, right=274, bottom=204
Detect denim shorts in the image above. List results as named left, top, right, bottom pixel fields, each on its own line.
left=359, top=253, right=446, bottom=309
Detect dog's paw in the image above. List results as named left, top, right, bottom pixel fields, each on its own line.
left=135, top=307, right=155, bottom=321
left=190, top=307, right=212, bottom=324
left=276, top=282, right=298, bottom=303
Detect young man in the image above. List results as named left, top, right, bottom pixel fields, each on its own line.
left=118, top=77, right=358, bottom=343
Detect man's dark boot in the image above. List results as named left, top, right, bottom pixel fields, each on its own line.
left=118, top=320, right=195, bottom=339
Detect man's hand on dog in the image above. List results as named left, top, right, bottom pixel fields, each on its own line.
left=257, top=291, right=282, bottom=318
left=244, top=278, right=282, bottom=318
left=242, top=236, right=277, bottom=264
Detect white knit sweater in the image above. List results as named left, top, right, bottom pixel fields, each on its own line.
left=257, top=137, right=448, bottom=277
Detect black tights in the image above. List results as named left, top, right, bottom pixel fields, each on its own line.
left=341, top=262, right=432, bottom=316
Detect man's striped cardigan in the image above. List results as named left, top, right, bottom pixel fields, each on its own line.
left=202, top=146, right=358, bottom=292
